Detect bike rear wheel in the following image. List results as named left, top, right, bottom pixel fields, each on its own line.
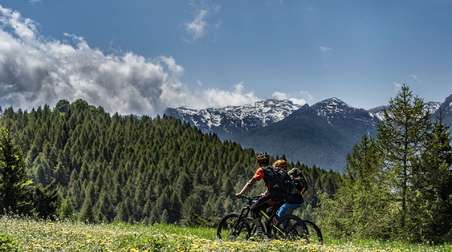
left=217, top=213, right=252, bottom=240
left=276, top=215, right=323, bottom=244
left=299, top=220, right=323, bottom=244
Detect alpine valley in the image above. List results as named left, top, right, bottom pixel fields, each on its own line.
left=165, top=94, right=452, bottom=171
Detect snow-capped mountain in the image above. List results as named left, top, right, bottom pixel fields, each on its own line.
left=165, top=95, right=452, bottom=171
left=165, top=99, right=302, bottom=138
left=312, top=97, right=379, bottom=126
left=233, top=98, right=379, bottom=170
left=312, top=97, right=350, bottom=118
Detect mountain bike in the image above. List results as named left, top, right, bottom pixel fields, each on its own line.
left=216, top=195, right=323, bottom=244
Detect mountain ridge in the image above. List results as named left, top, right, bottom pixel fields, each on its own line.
left=165, top=95, right=450, bottom=170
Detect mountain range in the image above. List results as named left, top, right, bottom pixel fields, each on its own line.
left=165, top=94, right=452, bottom=171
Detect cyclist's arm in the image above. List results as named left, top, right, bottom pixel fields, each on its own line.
left=236, top=168, right=264, bottom=196
left=236, top=177, right=258, bottom=196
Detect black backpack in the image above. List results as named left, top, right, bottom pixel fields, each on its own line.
left=285, top=175, right=308, bottom=204
left=262, top=166, right=291, bottom=198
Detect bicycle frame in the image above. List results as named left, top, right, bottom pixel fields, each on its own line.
left=219, top=196, right=323, bottom=243
left=258, top=209, right=286, bottom=237
left=228, top=205, right=252, bottom=237
left=229, top=196, right=290, bottom=238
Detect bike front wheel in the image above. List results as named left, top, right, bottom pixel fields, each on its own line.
left=217, top=213, right=252, bottom=240
left=276, top=215, right=323, bottom=244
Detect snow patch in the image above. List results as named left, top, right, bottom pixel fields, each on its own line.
left=168, top=99, right=303, bottom=132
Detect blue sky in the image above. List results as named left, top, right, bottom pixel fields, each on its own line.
left=1, top=0, right=452, bottom=112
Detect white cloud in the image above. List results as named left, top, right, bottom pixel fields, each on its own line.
left=272, top=91, right=307, bottom=106
left=0, top=5, right=259, bottom=115
left=185, top=9, right=208, bottom=40
left=184, top=1, right=221, bottom=41
left=201, top=82, right=260, bottom=108
left=319, top=46, right=332, bottom=52
left=0, top=5, right=36, bottom=40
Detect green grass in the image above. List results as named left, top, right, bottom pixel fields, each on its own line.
left=0, top=216, right=451, bottom=251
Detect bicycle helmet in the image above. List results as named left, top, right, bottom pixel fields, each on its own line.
left=273, top=159, right=288, bottom=170
left=256, top=152, right=270, bottom=164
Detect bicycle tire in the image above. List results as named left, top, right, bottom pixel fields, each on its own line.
left=300, top=220, right=323, bottom=244
left=217, top=213, right=252, bottom=240
left=276, top=215, right=323, bottom=244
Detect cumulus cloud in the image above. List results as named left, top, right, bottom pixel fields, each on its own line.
left=272, top=91, right=307, bottom=106
left=201, top=82, right=260, bottom=108
left=0, top=5, right=313, bottom=115
left=0, top=5, right=264, bottom=115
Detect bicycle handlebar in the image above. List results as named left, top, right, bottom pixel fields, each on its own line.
left=236, top=195, right=260, bottom=204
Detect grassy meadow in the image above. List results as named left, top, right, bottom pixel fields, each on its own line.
left=1, top=217, right=451, bottom=252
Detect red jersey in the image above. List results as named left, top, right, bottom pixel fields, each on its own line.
left=252, top=167, right=272, bottom=189
left=252, top=167, right=265, bottom=180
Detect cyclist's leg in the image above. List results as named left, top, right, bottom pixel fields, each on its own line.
left=276, top=203, right=302, bottom=221
left=250, top=194, right=271, bottom=218
left=250, top=195, right=272, bottom=236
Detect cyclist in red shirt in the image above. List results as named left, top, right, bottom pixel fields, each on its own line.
left=236, top=154, right=288, bottom=222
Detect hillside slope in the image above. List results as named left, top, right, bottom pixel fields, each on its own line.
left=0, top=99, right=340, bottom=224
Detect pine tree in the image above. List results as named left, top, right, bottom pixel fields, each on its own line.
left=78, top=183, right=95, bottom=222
left=377, top=84, right=431, bottom=231
left=58, top=196, right=74, bottom=219
left=94, top=190, right=114, bottom=223
left=0, top=127, right=33, bottom=214
left=413, top=120, right=452, bottom=242
left=319, top=135, right=391, bottom=239
left=32, top=153, right=53, bottom=185
left=32, top=183, right=58, bottom=219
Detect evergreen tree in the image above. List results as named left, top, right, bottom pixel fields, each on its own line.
left=0, top=99, right=340, bottom=225
left=58, top=196, right=74, bottom=219
left=0, top=127, right=33, bottom=214
left=32, top=183, right=58, bottom=219
left=377, top=84, right=431, bottom=232
left=413, top=120, right=452, bottom=242
left=94, top=190, right=114, bottom=223
left=320, top=85, right=452, bottom=242
left=78, top=183, right=95, bottom=222
left=319, top=135, right=391, bottom=239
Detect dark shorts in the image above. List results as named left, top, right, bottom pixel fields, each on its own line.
left=250, top=193, right=282, bottom=218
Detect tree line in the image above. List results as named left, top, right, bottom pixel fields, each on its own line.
left=0, top=99, right=341, bottom=225
left=319, top=85, right=452, bottom=243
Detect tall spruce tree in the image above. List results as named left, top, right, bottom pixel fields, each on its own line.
left=377, top=84, right=431, bottom=232
left=319, top=135, right=391, bottom=239
left=413, top=120, right=452, bottom=242
left=0, top=127, right=33, bottom=214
